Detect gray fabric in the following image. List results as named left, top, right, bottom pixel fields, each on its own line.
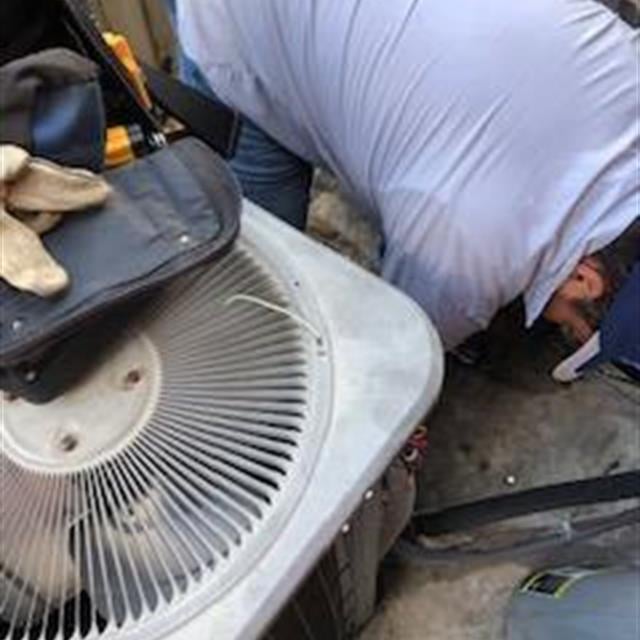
left=0, top=48, right=99, bottom=153
left=0, top=137, right=241, bottom=365
left=33, top=83, right=106, bottom=171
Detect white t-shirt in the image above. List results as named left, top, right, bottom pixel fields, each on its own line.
left=179, top=0, right=639, bottom=348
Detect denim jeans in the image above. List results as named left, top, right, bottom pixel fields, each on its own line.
left=164, top=1, right=312, bottom=229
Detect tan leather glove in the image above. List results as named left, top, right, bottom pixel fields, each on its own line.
left=0, top=145, right=111, bottom=297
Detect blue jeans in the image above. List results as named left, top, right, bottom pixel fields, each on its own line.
left=165, top=2, right=312, bottom=229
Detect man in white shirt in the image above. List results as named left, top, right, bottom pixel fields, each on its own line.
left=174, top=0, right=639, bottom=378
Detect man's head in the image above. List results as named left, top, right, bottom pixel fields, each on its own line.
left=544, top=218, right=640, bottom=380
left=544, top=218, right=640, bottom=382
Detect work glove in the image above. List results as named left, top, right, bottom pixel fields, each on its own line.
left=0, top=145, right=111, bottom=297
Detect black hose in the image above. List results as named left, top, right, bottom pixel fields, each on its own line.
left=394, top=506, right=640, bottom=567
left=414, top=471, right=640, bottom=535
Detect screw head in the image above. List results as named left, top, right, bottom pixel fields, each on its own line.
left=59, top=434, right=79, bottom=453
left=123, top=369, right=143, bottom=389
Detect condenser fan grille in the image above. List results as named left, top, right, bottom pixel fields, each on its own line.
left=1, top=245, right=327, bottom=640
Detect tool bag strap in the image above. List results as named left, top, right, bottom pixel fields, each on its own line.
left=141, top=63, right=241, bottom=159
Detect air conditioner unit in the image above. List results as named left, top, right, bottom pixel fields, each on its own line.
left=1, top=202, right=443, bottom=640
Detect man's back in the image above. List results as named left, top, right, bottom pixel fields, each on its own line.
left=179, top=0, right=639, bottom=346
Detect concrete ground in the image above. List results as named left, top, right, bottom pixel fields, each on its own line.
left=308, top=183, right=640, bottom=640
left=362, top=343, right=639, bottom=640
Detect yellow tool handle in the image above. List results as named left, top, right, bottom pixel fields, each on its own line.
left=103, top=31, right=153, bottom=110
left=105, top=125, right=146, bottom=169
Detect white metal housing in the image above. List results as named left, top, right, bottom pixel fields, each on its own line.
left=0, top=202, right=443, bottom=640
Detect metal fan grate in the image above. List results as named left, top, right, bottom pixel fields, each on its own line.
left=1, top=245, right=329, bottom=640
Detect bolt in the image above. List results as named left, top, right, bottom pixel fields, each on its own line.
left=364, top=489, right=375, bottom=502
left=24, top=370, right=38, bottom=384
left=124, top=369, right=143, bottom=388
left=179, top=234, right=191, bottom=245
left=59, top=434, right=79, bottom=453
left=11, top=319, right=23, bottom=332
left=341, top=523, right=351, bottom=535
left=504, top=475, right=518, bottom=487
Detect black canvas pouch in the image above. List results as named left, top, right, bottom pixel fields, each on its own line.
left=0, top=137, right=241, bottom=399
